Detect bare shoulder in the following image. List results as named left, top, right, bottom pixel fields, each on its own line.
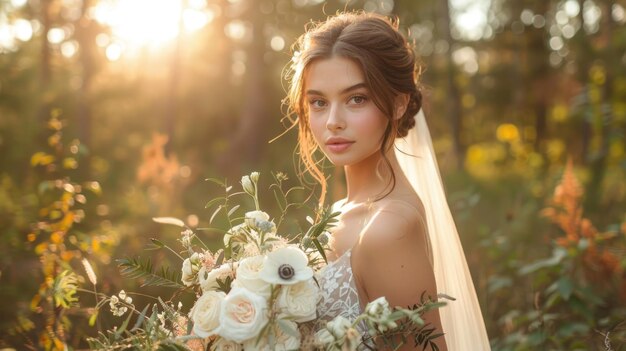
left=353, top=196, right=431, bottom=275
left=351, top=196, right=437, bottom=308
left=360, top=197, right=427, bottom=245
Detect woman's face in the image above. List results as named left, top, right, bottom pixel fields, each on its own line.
left=304, top=57, right=388, bottom=167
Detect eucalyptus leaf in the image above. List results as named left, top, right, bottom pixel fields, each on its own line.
left=228, top=204, right=240, bottom=217
left=210, top=206, right=223, bottom=224
left=205, top=197, right=226, bottom=209
left=205, top=178, right=226, bottom=187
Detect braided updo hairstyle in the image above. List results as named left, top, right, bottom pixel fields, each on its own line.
left=284, top=11, right=423, bottom=205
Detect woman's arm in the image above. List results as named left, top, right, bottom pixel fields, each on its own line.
left=351, top=201, right=448, bottom=351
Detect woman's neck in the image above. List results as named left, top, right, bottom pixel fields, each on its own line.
left=343, top=149, right=405, bottom=204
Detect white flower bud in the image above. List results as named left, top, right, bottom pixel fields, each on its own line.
left=241, top=175, right=255, bottom=195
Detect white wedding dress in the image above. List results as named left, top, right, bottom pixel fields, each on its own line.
left=313, top=248, right=364, bottom=333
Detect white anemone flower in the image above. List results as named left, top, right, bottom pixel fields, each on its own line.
left=258, top=246, right=313, bottom=285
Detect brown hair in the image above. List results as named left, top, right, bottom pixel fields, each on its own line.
left=283, top=11, right=423, bottom=206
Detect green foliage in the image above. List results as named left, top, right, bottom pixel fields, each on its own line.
left=87, top=302, right=191, bottom=351
left=484, top=163, right=626, bottom=350
left=118, top=257, right=184, bottom=289
left=52, top=270, right=80, bottom=309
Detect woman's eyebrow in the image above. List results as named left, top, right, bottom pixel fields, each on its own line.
left=305, top=82, right=367, bottom=96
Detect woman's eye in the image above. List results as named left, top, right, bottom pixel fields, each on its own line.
left=349, top=95, right=367, bottom=104
left=309, top=99, right=326, bottom=108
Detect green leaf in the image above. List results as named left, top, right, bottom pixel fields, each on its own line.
left=487, top=276, right=513, bottom=293
left=131, top=304, right=150, bottom=331
left=215, top=250, right=224, bottom=266
left=312, top=239, right=327, bottom=264
left=285, top=186, right=305, bottom=197
left=114, top=311, right=133, bottom=338
left=205, top=196, right=226, bottom=209
left=556, top=322, right=589, bottom=338
left=117, top=257, right=183, bottom=288
left=556, top=277, right=573, bottom=300
left=146, top=238, right=165, bottom=251
left=518, top=248, right=566, bottom=275
left=228, top=204, right=240, bottom=217
left=205, top=177, right=226, bottom=187
left=210, top=205, right=223, bottom=224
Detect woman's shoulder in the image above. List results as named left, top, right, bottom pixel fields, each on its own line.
left=377, top=196, right=425, bottom=219
left=351, top=195, right=437, bottom=309
left=370, top=194, right=426, bottom=236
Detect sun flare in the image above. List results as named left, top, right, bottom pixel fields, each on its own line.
left=93, top=0, right=212, bottom=57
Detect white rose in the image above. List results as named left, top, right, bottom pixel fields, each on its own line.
left=276, top=279, right=319, bottom=322
left=233, top=255, right=271, bottom=297
left=218, top=287, right=269, bottom=343
left=211, top=337, right=242, bottom=351
left=258, top=246, right=313, bottom=285
left=182, top=252, right=202, bottom=286
left=199, top=263, right=237, bottom=292
left=191, top=291, right=225, bottom=338
left=242, top=320, right=301, bottom=351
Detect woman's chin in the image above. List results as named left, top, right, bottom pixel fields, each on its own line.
left=322, top=154, right=350, bottom=167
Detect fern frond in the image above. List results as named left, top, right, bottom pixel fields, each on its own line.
left=117, top=257, right=183, bottom=289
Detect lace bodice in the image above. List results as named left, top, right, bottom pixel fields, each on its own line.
left=314, top=249, right=363, bottom=332
left=299, top=249, right=367, bottom=350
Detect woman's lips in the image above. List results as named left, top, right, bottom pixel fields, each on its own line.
left=326, top=141, right=354, bottom=153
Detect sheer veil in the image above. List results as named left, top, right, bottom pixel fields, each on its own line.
left=394, top=109, right=491, bottom=350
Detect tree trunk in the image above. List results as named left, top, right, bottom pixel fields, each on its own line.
left=577, top=0, right=592, bottom=164
left=38, top=0, right=53, bottom=131
left=224, top=2, right=270, bottom=175
left=440, top=0, right=464, bottom=169
left=529, top=1, right=550, bottom=160
left=586, top=0, right=615, bottom=209
left=75, top=0, right=98, bottom=177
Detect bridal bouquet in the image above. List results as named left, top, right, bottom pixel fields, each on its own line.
left=88, top=172, right=337, bottom=350
left=87, top=172, right=446, bottom=351
left=176, top=173, right=330, bottom=350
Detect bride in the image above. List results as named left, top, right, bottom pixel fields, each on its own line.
left=284, top=12, right=491, bottom=350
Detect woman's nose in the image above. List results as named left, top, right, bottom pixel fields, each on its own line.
left=326, top=104, right=345, bottom=131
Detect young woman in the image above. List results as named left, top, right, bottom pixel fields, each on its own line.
left=285, top=12, right=490, bottom=350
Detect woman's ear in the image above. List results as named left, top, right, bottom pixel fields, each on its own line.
left=394, top=94, right=410, bottom=120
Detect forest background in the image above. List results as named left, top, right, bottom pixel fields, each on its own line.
left=0, top=0, right=625, bottom=349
